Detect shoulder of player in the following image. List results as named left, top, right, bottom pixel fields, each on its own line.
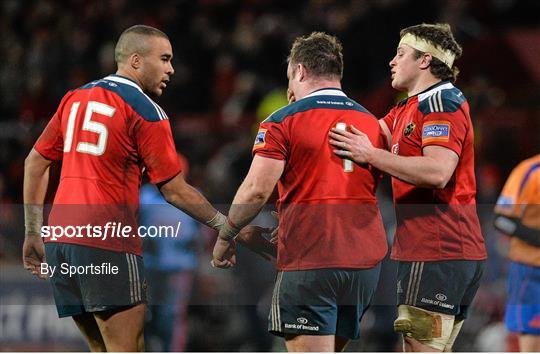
left=262, top=95, right=372, bottom=124
left=518, top=155, right=540, bottom=172
left=417, top=83, right=467, bottom=115
left=514, top=157, right=540, bottom=187
left=499, top=157, right=540, bottom=204
left=75, top=76, right=168, bottom=122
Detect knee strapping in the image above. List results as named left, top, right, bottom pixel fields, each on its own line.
left=443, top=319, right=464, bottom=352
left=394, top=305, right=455, bottom=351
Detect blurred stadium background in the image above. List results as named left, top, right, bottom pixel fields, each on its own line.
left=1, top=0, right=539, bottom=351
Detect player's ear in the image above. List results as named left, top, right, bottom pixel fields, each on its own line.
left=297, top=63, right=306, bottom=82
left=129, top=53, right=142, bottom=70
left=419, top=53, right=432, bottom=69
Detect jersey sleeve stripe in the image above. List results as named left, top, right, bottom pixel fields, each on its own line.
left=147, top=96, right=164, bottom=120
left=141, top=91, right=168, bottom=121
left=418, top=83, right=467, bottom=115
left=428, top=95, right=435, bottom=112
left=157, top=105, right=168, bottom=120
left=437, top=91, right=443, bottom=112
left=518, top=163, right=540, bottom=196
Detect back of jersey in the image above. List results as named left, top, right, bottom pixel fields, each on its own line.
left=34, top=75, right=181, bottom=255
left=253, top=89, right=388, bottom=271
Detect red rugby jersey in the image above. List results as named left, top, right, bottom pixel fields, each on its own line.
left=34, top=75, right=181, bottom=255
left=253, top=88, right=388, bottom=271
left=381, top=81, right=486, bottom=261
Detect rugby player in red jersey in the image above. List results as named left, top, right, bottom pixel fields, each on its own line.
left=22, top=25, right=267, bottom=351
left=330, top=23, right=487, bottom=352
left=212, top=32, right=388, bottom=352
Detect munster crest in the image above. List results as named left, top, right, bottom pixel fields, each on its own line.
left=404, top=122, right=416, bottom=137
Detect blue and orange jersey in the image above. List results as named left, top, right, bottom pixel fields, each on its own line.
left=495, top=154, right=540, bottom=266
left=381, top=81, right=486, bottom=261
left=253, top=88, right=388, bottom=271
left=34, top=74, right=181, bottom=255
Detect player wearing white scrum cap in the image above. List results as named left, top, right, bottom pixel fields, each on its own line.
left=330, top=23, right=486, bottom=352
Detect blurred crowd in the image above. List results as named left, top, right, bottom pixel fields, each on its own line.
left=1, top=0, right=539, bottom=351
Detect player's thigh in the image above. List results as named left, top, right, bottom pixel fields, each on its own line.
left=268, top=269, right=340, bottom=338
left=504, top=262, right=540, bottom=336
left=269, top=268, right=380, bottom=340
left=456, top=259, right=485, bottom=320
left=335, top=335, right=350, bottom=352
left=335, top=266, right=381, bottom=340
left=44, top=243, right=86, bottom=318
left=77, top=249, right=146, bottom=351
left=94, top=303, right=146, bottom=352
left=71, top=245, right=147, bottom=314
left=72, top=312, right=106, bottom=352
left=518, top=334, right=540, bottom=352
left=397, top=260, right=483, bottom=317
left=284, top=334, right=335, bottom=352
left=395, top=260, right=483, bottom=350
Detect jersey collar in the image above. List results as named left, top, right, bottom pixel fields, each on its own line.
left=418, top=81, right=454, bottom=102
left=305, top=87, right=347, bottom=98
left=397, top=80, right=452, bottom=107
left=104, top=74, right=143, bottom=93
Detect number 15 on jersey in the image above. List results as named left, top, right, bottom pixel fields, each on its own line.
left=64, top=101, right=115, bottom=156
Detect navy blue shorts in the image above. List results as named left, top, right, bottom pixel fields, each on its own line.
left=505, top=261, right=540, bottom=334
left=268, top=266, right=380, bottom=339
left=45, top=243, right=146, bottom=318
left=397, top=260, right=484, bottom=319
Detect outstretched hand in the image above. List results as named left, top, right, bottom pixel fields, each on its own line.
left=22, top=235, right=47, bottom=280
left=211, top=237, right=236, bottom=269
left=329, top=124, right=374, bottom=164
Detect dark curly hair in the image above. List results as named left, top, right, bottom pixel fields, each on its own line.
left=400, top=23, right=463, bottom=83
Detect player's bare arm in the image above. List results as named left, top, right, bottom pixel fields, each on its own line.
left=158, top=170, right=276, bottom=266
left=329, top=125, right=458, bottom=188
left=158, top=172, right=224, bottom=227
left=23, top=148, right=52, bottom=279
left=212, top=155, right=284, bottom=268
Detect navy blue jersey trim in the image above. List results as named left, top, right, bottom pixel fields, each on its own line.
left=263, top=95, right=372, bottom=124
left=418, top=88, right=466, bottom=114
left=397, top=81, right=452, bottom=107
left=109, top=74, right=139, bottom=85
left=419, top=80, right=451, bottom=95
left=309, top=87, right=344, bottom=94
left=77, top=79, right=164, bottom=122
